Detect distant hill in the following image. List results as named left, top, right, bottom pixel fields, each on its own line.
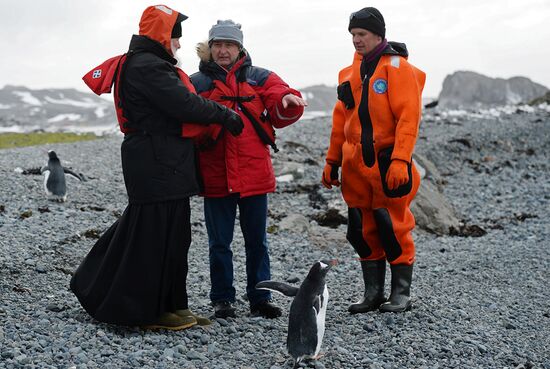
left=0, top=84, right=337, bottom=133
left=300, top=84, right=336, bottom=114
left=0, top=85, right=117, bottom=134
left=438, top=71, right=548, bottom=109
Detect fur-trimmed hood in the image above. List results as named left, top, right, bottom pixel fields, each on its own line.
left=196, top=41, right=212, bottom=63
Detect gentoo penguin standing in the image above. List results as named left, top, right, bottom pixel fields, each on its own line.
left=256, top=259, right=336, bottom=366
left=41, top=150, right=84, bottom=202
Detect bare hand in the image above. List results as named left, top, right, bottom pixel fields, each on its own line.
left=282, top=94, right=308, bottom=109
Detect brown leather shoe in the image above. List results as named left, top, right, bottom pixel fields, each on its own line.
left=141, top=312, right=197, bottom=331
left=175, top=309, right=212, bottom=326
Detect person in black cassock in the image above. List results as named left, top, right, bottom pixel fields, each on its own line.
left=70, top=4, right=244, bottom=330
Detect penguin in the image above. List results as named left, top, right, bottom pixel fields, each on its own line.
left=41, top=150, right=85, bottom=202
left=256, top=259, right=336, bottom=367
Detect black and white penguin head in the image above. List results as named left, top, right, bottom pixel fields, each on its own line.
left=307, top=259, right=337, bottom=280
left=48, top=150, right=59, bottom=160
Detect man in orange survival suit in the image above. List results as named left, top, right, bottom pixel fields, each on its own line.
left=322, top=7, right=425, bottom=313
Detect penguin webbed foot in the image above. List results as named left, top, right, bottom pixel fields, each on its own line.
left=292, top=355, right=323, bottom=368
left=311, top=352, right=325, bottom=360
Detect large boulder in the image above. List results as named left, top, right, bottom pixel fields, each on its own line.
left=438, top=71, right=548, bottom=109
left=528, top=91, right=550, bottom=106
left=411, top=153, right=460, bottom=235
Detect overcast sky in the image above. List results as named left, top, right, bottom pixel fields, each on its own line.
left=1, top=0, right=549, bottom=98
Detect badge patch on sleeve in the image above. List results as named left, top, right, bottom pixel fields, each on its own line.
left=373, top=78, right=388, bottom=94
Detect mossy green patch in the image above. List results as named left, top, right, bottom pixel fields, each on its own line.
left=0, top=132, right=99, bottom=149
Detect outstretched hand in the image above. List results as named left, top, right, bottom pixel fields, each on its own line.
left=282, top=94, right=308, bottom=109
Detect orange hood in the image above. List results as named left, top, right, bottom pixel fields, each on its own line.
left=139, top=5, right=183, bottom=53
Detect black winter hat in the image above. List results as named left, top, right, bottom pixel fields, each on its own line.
left=348, top=7, right=385, bottom=38
left=171, top=12, right=188, bottom=38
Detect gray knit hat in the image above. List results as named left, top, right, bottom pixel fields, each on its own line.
left=208, top=20, right=243, bottom=47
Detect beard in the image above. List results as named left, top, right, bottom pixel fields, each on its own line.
left=170, top=40, right=181, bottom=65
left=172, top=49, right=182, bottom=66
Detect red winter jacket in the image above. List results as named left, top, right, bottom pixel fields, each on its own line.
left=190, top=44, right=304, bottom=198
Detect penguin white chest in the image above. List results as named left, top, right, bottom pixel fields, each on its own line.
left=314, top=284, right=329, bottom=356
left=43, top=170, right=52, bottom=195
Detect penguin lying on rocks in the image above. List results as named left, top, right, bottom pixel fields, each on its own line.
left=41, top=150, right=85, bottom=202
left=256, top=259, right=336, bottom=367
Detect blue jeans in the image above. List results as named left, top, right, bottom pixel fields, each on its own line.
left=204, top=194, right=272, bottom=306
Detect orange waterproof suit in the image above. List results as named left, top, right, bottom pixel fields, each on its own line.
left=325, top=42, right=425, bottom=265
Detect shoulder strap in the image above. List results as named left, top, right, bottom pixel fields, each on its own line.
left=238, top=102, right=279, bottom=153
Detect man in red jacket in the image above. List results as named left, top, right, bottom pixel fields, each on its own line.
left=190, top=20, right=307, bottom=319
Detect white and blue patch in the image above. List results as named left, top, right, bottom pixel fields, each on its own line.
left=372, top=78, right=388, bottom=94
left=92, top=69, right=102, bottom=79
left=390, top=56, right=400, bottom=68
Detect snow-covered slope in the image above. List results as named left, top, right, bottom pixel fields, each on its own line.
left=0, top=85, right=117, bottom=135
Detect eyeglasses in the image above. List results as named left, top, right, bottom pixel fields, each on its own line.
left=349, top=9, right=383, bottom=24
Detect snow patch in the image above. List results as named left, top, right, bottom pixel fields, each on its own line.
left=44, top=96, right=102, bottom=108
left=47, top=114, right=82, bottom=123
left=29, top=107, right=43, bottom=116
left=439, top=104, right=540, bottom=121
left=94, top=106, right=107, bottom=118
left=276, top=174, right=294, bottom=183
left=54, top=124, right=120, bottom=136
left=0, top=125, right=41, bottom=133
left=12, top=91, right=42, bottom=106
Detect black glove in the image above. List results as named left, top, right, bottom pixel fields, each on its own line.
left=223, top=111, right=244, bottom=137
left=322, top=163, right=340, bottom=189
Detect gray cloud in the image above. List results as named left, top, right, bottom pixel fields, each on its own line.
left=1, top=0, right=549, bottom=98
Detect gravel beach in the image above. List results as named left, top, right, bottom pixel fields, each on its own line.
left=0, top=105, right=549, bottom=369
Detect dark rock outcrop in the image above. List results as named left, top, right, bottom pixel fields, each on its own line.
left=438, top=71, right=548, bottom=109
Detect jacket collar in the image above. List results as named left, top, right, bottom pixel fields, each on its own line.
left=128, top=35, right=178, bottom=65
left=353, top=40, right=409, bottom=62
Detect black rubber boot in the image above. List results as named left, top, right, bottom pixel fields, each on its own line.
left=379, top=263, right=413, bottom=313
left=348, top=259, right=387, bottom=314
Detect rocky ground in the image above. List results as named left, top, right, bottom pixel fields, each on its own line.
left=0, top=104, right=549, bottom=369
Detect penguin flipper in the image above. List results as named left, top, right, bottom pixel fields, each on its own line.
left=312, top=291, right=325, bottom=315
left=255, top=281, right=299, bottom=297
left=40, top=165, right=49, bottom=174
left=63, top=167, right=86, bottom=181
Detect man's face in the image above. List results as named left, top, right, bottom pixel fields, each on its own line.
left=350, top=28, right=382, bottom=55
left=210, top=40, right=241, bottom=68
left=170, top=38, right=181, bottom=57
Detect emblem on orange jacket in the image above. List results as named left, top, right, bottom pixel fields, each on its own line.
left=373, top=78, right=387, bottom=94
